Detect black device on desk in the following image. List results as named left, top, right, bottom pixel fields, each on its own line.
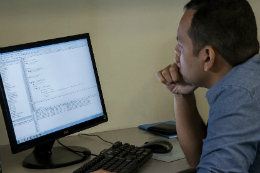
left=0, top=33, right=108, bottom=169
left=73, top=141, right=153, bottom=173
left=141, top=139, right=173, bottom=153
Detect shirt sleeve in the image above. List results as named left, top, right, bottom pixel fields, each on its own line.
left=197, top=85, right=260, bottom=173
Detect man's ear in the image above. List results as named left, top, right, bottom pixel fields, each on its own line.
left=201, top=46, right=215, bottom=72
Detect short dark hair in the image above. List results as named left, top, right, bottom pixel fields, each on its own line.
left=184, top=0, right=259, bottom=66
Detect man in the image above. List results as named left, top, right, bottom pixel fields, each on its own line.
left=93, top=0, right=260, bottom=172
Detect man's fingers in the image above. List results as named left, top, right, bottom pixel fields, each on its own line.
left=156, top=70, right=167, bottom=84
left=157, top=63, right=180, bottom=84
left=169, top=63, right=180, bottom=83
left=162, top=65, right=174, bottom=83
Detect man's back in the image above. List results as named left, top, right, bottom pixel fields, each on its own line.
left=198, top=54, right=260, bottom=173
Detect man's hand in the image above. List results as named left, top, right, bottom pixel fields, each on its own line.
left=91, top=170, right=115, bottom=173
left=156, top=59, right=197, bottom=95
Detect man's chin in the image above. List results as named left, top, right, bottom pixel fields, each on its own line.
left=182, top=77, right=195, bottom=86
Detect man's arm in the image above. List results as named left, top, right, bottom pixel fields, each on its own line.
left=156, top=62, right=206, bottom=167
left=174, top=92, right=206, bottom=167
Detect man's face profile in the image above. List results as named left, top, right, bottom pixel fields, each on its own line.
left=175, top=9, right=204, bottom=87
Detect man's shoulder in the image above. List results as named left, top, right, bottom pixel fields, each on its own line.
left=223, top=54, right=260, bottom=92
left=206, top=55, right=260, bottom=105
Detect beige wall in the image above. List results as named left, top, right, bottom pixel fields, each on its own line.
left=0, top=0, right=259, bottom=145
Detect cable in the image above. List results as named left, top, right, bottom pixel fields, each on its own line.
left=78, top=133, right=114, bottom=145
left=57, top=133, right=113, bottom=157
left=57, top=140, right=97, bottom=156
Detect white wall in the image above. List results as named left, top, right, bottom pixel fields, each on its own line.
left=0, top=0, right=259, bottom=145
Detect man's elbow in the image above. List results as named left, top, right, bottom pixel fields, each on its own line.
left=186, top=158, right=200, bottom=168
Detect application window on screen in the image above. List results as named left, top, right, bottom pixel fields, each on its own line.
left=0, top=39, right=104, bottom=144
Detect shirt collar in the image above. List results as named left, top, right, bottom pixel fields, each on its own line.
left=205, top=54, right=260, bottom=105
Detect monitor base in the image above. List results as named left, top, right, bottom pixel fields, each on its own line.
left=23, top=146, right=89, bottom=169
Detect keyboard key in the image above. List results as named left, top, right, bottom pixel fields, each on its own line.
left=73, top=141, right=152, bottom=173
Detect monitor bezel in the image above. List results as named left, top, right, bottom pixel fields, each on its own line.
left=0, top=33, right=108, bottom=154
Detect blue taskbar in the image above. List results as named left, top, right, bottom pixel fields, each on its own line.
left=17, top=112, right=103, bottom=144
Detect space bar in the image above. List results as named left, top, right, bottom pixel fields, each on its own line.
left=118, top=163, right=139, bottom=173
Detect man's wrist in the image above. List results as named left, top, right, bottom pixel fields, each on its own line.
left=174, top=92, right=195, bottom=98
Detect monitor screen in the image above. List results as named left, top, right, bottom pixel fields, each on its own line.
left=0, top=33, right=108, bottom=168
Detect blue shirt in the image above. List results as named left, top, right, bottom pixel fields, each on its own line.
left=197, top=54, right=260, bottom=173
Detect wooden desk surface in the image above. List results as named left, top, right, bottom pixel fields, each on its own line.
left=0, top=127, right=191, bottom=173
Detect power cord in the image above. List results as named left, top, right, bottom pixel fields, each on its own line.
left=57, top=139, right=96, bottom=156
left=57, top=133, right=113, bottom=157
left=78, top=133, right=114, bottom=145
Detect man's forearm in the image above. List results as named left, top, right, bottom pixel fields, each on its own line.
left=174, top=92, right=207, bottom=167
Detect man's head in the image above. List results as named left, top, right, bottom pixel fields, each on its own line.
left=174, top=0, right=259, bottom=88
left=184, top=0, right=259, bottom=66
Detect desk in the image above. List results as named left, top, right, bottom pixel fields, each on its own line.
left=0, top=127, right=191, bottom=173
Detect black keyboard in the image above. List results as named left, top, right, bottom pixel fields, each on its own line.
left=73, top=141, right=153, bottom=173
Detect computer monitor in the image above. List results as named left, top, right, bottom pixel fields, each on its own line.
left=0, top=33, right=108, bottom=169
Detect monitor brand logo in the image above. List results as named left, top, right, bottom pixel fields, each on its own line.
left=64, top=130, right=69, bottom=135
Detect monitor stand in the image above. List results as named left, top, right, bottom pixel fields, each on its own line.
left=22, top=140, right=89, bottom=169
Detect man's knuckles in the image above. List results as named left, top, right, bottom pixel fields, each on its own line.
left=169, top=66, right=180, bottom=82
left=156, top=71, right=167, bottom=84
